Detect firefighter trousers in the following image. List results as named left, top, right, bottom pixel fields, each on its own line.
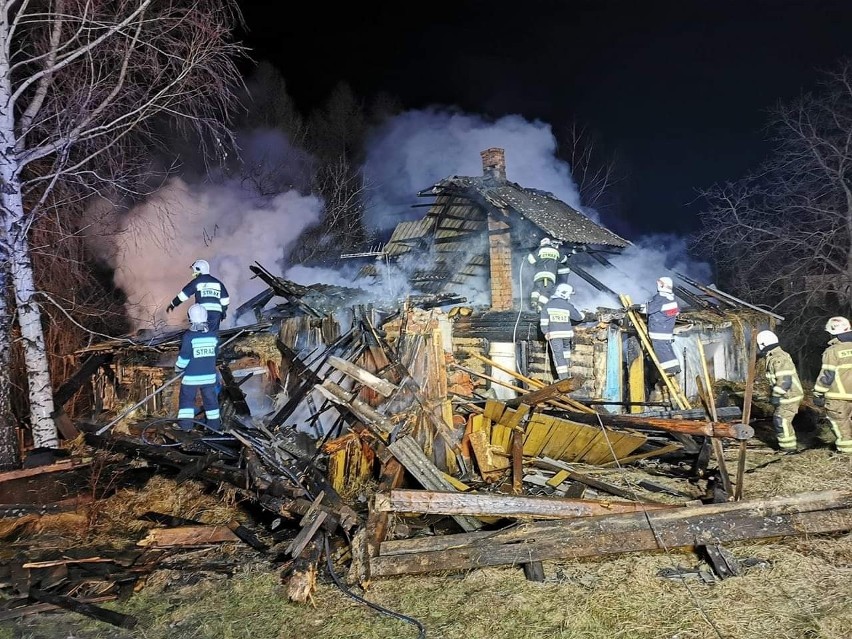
left=651, top=338, right=680, bottom=375
left=824, top=399, right=852, bottom=454
left=547, top=337, right=572, bottom=380
left=177, top=383, right=221, bottom=432
left=772, top=401, right=799, bottom=450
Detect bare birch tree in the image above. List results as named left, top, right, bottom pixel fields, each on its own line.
left=694, top=60, right=852, bottom=372
left=0, top=0, right=243, bottom=451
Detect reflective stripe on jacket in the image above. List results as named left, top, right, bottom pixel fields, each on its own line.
left=175, top=330, right=219, bottom=386
left=814, top=337, right=852, bottom=400
left=764, top=346, right=803, bottom=404
left=172, top=274, right=230, bottom=313
left=540, top=298, right=583, bottom=339
left=646, top=292, right=679, bottom=340
left=527, top=246, right=568, bottom=283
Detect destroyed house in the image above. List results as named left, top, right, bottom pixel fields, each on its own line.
left=373, top=147, right=783, bottom=409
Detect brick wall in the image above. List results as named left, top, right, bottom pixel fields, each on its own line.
left=488, top=215, right=514, bottom=311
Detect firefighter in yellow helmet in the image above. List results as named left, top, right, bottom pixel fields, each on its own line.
left=756, top=330, right=802, bottom=451
left=813, top=316, right=852, bottom=454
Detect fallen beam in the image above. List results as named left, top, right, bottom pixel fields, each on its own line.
left=27, top=588, right=137, bottom=629
left=370, top=490, right=852, bottom=576
left=555, top=410, right=753, bottom=440
left=374, top=489, right=675, bottom=519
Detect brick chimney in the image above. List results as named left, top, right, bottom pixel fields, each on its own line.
left=480, top=147, right=507, bottom=182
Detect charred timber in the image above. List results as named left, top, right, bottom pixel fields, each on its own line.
left=549, top=411, right=754, bottom=440
left=452, top=311, right=540, bottom=340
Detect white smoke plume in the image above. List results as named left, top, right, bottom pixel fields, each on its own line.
left=88, top=158, right=323, bottom=333
left=362, top=107, right=585, bottom=231
left=90, top=107, right=713, bottom=333
left=568, top=235, right=712, bottom=314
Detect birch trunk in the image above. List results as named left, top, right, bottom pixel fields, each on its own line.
left=0, top=256, right=19, bottom=469
left=0, top=6, right=58, bottom=449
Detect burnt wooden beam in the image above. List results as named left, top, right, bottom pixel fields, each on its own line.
left=28, top=588, right=137, bottom=629
left=505, top=378, right=582, bottom=408
left=370, top=490, right=852, bottom=577
left=531, top=457, right=665, bottom=502
left=54, top=354, right=109, bottom=407
left=551, top=410, right=753, bottom=440
left=374, top=489, right=676, bottom=519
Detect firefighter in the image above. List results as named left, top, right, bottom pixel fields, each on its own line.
left=540, top=283, right=584, bottom=380
left=637, top=276, right=681, bottom=377
left=526, top=238, right=570, bottom=310
left=167, top=259, right=230, bottom=331
left=757, top=330, right=802, bottom=451
left=813, top=316, right=852, bottom=454
left=174, top=304, right=221, bottom=433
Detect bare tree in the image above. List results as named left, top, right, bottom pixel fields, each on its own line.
left=0, top=0, right=243, bottom=453
left=558, top=118, right=624, bottom=215
left=694, top=60, right=852, bottom=373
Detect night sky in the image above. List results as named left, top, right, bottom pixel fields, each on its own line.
left=235, top=0, right=852, bottom=237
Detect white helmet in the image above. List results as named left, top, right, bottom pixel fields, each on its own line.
left=657, top=276, right=673, bottom=294
left=825, top=316, right=851, bottom=335
left=539, top=238, right=552, bottom=247
left=555, top=283, right=574, bottom=299
left=756, top=330, right=779, bottom=351
left=188, top=304, right=208, bottom=324
left=191, top=259, right=210, bottom=276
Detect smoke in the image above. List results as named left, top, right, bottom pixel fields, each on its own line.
left=89, top=106, right=713, bottom=333
left=362, top=107, right=585, bottom=232
left=86, top=129, right=323, bottom=332
left=568, top=234, right=713, bottom=313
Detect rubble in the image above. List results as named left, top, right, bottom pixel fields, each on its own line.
left=4, top=261, right=852, bottom=631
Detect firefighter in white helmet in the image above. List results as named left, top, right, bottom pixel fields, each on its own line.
left=167, top=259, right=230, bottom=331
left=540, top=283, right=584, bottom=380
left=634, top=276, right=681, bottom=377
left=813, top=316, right=852, bottom=454
left=526, top=237, right=571, bottom=311
left=174, top=304, right=221, bottom=432
left=756, top=329, right=802, bottom=451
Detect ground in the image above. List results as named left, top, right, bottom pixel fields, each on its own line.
left=3, top=442, right=851, bottom=639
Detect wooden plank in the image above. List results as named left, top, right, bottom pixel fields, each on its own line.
left=326, top=355, right=398, bottom=397
left=532, top=457, right=652, bottom=501
left=374, top=489, right=674, bottom=519
left=552, top=421, right=595, bottom=461
left=501, top=403, right=530, bottom=428
left=28, top=588, right=136, bottom=629
left=387, top=437, right=483, bottom=531
left=371, top=491, right=852, bottom=576
left=522, top=420, right=551, bottom=457
left=483, top=399, right=505, bottom=422
left=546, top=469, right=571, bottom=487
left=136, top=525, right=239, bottom=547
left=315, top=380, right=394, bottom=437
left=506, top=378, right=581, bottom=408
left=600, top=442, right=683, bottom=467
left=469, top=430, right=511, bottom=479
left=628, top=340, right=645, bottom=414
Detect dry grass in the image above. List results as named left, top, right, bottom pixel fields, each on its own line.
left=4, top=447, right=852, bottom=639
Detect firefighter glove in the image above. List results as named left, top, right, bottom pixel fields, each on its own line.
left=813, top=394, right=826, bottom=408
left=770, top=396, right=781, bottom=406
left=221, top=308, right=227, bottom=320
left=166, top=303, right=175, bottom=313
